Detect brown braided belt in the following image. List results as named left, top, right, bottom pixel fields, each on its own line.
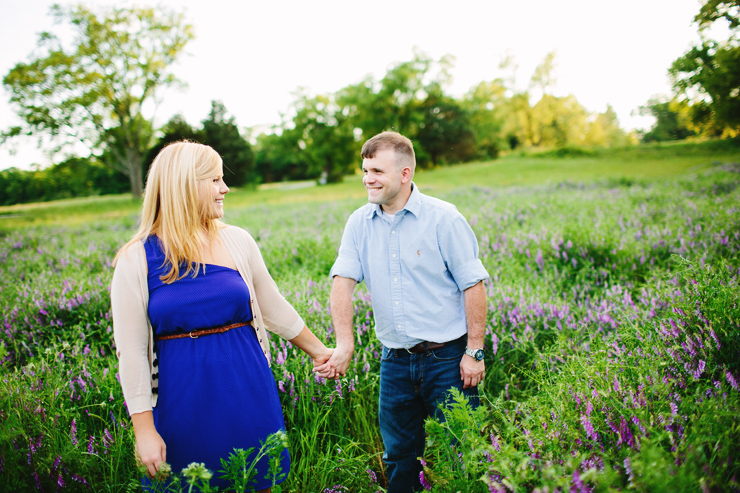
left=154, top=321, right=251, bottom=341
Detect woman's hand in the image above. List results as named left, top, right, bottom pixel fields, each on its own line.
left=312, top=347, right=336, bottom=378
left=131, top=412, right=166, bottom=478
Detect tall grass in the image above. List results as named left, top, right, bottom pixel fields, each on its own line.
left=0, top=145, right=738, bottom=491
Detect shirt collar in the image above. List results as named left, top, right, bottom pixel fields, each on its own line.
left=366, top=182, right=421, bottom=219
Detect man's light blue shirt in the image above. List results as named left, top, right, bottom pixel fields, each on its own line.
left=330, top=183, right=489, bottom=349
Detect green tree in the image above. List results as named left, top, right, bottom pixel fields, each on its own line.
left=415, top=85, right=476, bottom=166
left=2, top=3, right=194, bottom=197
left=638, top=98, right=697, bottom=142
left=695, top=0, right=740, bottom=30
left=290, top=91, right=356, bottom=183
left=144, top=114, right=206, bottom=179
left=583, top=104, right=630, bottom=147
left=201, top=101, right=256, bottom=187
left=253, top=130, right=308, bottom=183
left=669, top=0, right=740, bottom=135
left=462, top=80, right=508, bottom=158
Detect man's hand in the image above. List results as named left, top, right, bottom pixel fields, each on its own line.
left=313, top=344, right=354, bottom=379
left=460, top=355, right=485, bottom=389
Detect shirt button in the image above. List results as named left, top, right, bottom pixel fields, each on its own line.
left=398, top=324, right=402, bottom=328
left=395, top=301, right=399, bottom=305
left=391, top=230, right=395, bottom=234
left=392, top=254, right=396, bottom=258
left=394, top=277, right=398, bottom=282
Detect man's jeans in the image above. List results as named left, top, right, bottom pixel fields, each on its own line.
left=379, top=335, right=480, bottom=492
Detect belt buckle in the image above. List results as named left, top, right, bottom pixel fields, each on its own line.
left=189, top=331, right=199, bottom=339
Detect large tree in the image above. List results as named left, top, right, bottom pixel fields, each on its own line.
left=202, top=101, right=256, bottom=187
left=669, top=0, right=740, bottom=135
left=2, top=3, right=194, bottom=197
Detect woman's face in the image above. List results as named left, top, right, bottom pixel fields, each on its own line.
left=199, top=166, right=230, bottom=220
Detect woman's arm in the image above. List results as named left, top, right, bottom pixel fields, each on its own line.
left=131, top=411, right=166, bottom=478
left=111, top=243, right=156, bottom=414
left=289, top=325, right=335, bottom=377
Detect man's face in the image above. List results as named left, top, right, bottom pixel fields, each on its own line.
left=362, top=149, right=403, bottom=211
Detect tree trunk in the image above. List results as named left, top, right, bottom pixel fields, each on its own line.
left=125, top=153, right=144, bottom=198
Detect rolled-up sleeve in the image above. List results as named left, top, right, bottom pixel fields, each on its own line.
left=440, top=215, right=489, bottom=291
left=329, top=212, right=364, bottom=283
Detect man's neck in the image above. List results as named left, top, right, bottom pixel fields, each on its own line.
left=380, top=185, right=413, bottom=215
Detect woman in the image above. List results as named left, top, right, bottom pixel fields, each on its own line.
left=111, top=141, right=335, bottom=492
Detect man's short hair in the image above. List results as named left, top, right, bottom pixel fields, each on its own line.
left=361, top=131, right=416, bottom=171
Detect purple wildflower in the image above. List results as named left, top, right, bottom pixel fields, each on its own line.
left=624, top=457, right=634, bottom=484
left=631, top=416, right=646, bottom=434
left=670, top=402, right=678, bottom=417
left=87, top=435, right=95, bottom=454
left=570, top=468, right=593, bottom=493
left=580, top=415, right=598, bottom=441
left=420, top=470, right=432, bottom=490
left=103, top=428, right=114, bottom=452
left=490, top=433, right=501, bottom=452
left=726, top=370, right=738, bottom=390
left=618, top=417, right=635, bottom=448
left=366, top=469, right=377, bottom=484
left=535, top=249, right=544, bottom=270
left=70, top=419, right=78, bottom=446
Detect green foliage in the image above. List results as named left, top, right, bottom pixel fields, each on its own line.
left=670, top=41, right=740, bottom=135
left=0, top=157, right=128, bottom=206
left=144, top=115, right=207, bottom=180
left=638, top=98, right=697, bottom=142
left=202, top=101, right=257, bottom=187
left=2, top=3, right=194, bottom=197
left=1, top=150, right=739, bottom=491
left=664, top=0, right=740, bottom=137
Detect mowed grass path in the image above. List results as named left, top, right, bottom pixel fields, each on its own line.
left=1, top=140, right=738, bottom=229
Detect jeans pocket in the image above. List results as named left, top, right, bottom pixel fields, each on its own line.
left=429, top=343, right=465, bottom=362
left=381, top=345, right=395, bottom=361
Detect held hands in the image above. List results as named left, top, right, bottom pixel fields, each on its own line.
left=312, top=347, right=335, bottom=378
left=460, top=355, right=485, bottom=389
left=313, top=344, right=354, bottom=380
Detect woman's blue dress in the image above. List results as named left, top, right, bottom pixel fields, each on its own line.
left=143, top=236, right=289, bottom=491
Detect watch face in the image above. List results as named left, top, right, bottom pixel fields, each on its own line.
left=475, top=349, right=485, bottom=361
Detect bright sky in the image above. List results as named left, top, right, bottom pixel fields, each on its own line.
left=1, top=0, right=705, bottom=170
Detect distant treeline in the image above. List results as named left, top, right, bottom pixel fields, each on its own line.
left=0, top=158, right=129, bottom=207
left=0, top=50, right=731, bottom=207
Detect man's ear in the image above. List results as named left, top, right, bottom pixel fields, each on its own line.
left=401, top=166, right=413, bottom=183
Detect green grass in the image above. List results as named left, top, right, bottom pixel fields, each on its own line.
left=1, top=140, right=739, bottom=491
left=2, top=140, right=737, bottom=230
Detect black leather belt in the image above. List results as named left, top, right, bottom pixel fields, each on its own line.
left=406, top=340, right=447, bottom=354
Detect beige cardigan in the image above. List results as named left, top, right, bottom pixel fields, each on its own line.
left=111, top=225, right=305, bottom=415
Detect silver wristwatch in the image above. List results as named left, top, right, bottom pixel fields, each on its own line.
left=464, top=347, right=485, bottom=361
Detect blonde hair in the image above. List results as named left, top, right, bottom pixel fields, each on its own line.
left=114, top=141, right=225, bottom=283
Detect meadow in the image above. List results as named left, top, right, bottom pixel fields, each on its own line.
left=1, top=140, right=739, bottom=492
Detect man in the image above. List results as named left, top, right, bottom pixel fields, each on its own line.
left=326, top=131, right=489, bottom=491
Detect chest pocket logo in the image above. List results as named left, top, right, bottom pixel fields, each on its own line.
left=417, top=250, right=421, bottom=257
